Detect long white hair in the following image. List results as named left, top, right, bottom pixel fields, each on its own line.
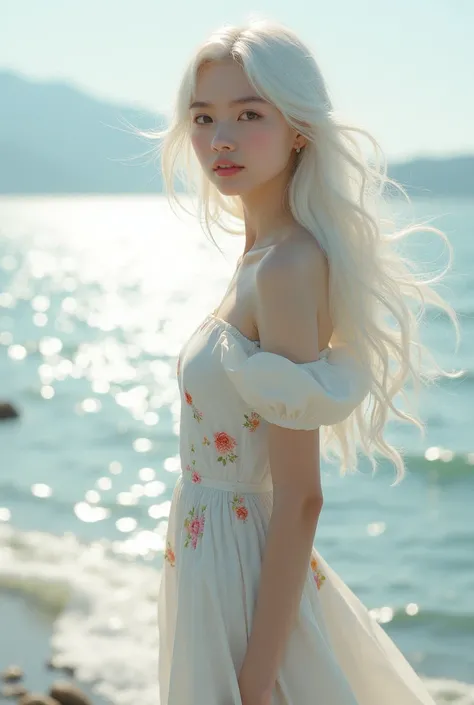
left=137, top=19, right=461, bottom=484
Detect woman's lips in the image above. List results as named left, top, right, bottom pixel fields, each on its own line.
left=214, top=166, right=245, bottom=177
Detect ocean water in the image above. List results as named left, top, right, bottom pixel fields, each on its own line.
left=0, top=194, right=473, bottom=705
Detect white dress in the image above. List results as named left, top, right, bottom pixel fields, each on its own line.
left=158, top=312, right=437, bottom=705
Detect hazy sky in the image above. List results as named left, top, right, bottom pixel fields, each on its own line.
left=1, top=0, right=472, bottom=160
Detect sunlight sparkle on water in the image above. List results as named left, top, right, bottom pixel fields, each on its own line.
left=139, top=467, right=156, bottom=482
left=367, top=522, right=386, bottom=537
left=0, top=508, right=12, bottom=522
left=33, top=313, right=48, bottom=326
left=0, top=292, right=14, bottom=307
left=8, top=344, right=27, bottom=360
left=133, top=438, right=153, bottom=453
left=0, top=332, right=13, bottom=345
left=149, top=501, right=171, bottom=520
left=41, top=385, right=55, bottom=399
left=164, top=455, right=181, bottom=474
left=85, top=490, right=101, bottom=504
left=80, top=398, right=102, bottom=413
left=117, top=492, right=139, bottom=506
left=369, top=606, right=394, bottom=624
left=32, top=295, right=50, bottom=312
left=96, top=477, right=113, bottom=490
left=74, top=502, right=110, bottom=523
left=116, top=517, right=138, bottom=533
left=130, top=484, right=146, bottom=498
left=31, top=483, right=53, bottom=498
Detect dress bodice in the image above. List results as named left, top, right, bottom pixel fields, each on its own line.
left=176, top=313, right=370, bottom=490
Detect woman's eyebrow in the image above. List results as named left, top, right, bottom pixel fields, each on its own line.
left=189, top=96, right=267, bottom=109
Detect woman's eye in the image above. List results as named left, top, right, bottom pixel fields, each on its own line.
left=192, top=111, right=261, bottom=124
left=193, top=115, right=212, bottom=124
left=239, top=110, right=261, bottom=121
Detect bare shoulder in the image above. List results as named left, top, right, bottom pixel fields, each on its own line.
left=253, top=228, right=329, bottom=360
left=256, top=228, right=328, bottom=293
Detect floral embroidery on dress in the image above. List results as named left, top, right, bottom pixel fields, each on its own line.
left=184, top=505, right=207, bottom=549
left=184, top=388, right=203, bottom=423
left=202, top=436, right=211, bottom=446
left=185, top=464, right=202, bottom=483
left=243, top=411, right=261, bottom=432
left=231, top=493, right=249, bottom=522
left=310, top=555, right=326, bottom=590
left=214, top=431, right=238, bottom=465
left=184, top=444, right=202, bottom=483
left=164, top=541, right=176, bottom=567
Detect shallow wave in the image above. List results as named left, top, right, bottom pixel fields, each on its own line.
left=0, top=523, right=161, bottom=705
left=403, top=453, right=474, bottom=482
left=426, top=678, right=474, bottom=705
left=388, top=606, right=474, bottom=632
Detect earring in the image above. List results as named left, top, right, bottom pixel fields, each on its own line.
left=296, top=147, right=301, bottom=154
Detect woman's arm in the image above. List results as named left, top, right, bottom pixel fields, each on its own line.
left=238, top=467, right=323, bottom=704
left=238, top=243, right=328, bottom=705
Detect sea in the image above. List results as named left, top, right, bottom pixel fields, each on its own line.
left=0, top=194, right=473, bottom=705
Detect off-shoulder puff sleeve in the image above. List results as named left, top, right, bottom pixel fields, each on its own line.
left=218, top=330, right=371, bottom=430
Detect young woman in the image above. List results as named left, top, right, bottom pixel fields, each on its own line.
left=149, top=19, right=459, bottom=705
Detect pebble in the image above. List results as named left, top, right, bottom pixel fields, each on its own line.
left=18, top=695, right=62, bottom=705
left=1, top=665, right=23, bottom=682
left=50, top=681, right=93, bottom=705
left=0, top=402, right=19, bottom=420
left=1, top=683, right=28, bottom=698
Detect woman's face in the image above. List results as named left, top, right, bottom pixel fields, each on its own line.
left=189, top=59, right=298, bottom=196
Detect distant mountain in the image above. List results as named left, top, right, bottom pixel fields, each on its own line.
left=0, top=71, right=473, bottom=197
left=389, top=155, right=474, bottom=198
left=0, top=71, right=164, bottom=194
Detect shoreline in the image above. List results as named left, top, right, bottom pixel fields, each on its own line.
left=0, top=590, right=112, bottom=705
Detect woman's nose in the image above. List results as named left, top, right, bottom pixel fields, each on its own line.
left=211, top=132, right=236, bottom=152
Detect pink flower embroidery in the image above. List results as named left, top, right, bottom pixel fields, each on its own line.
left=164, top=541, right=175, bottom=567
left=214, top=431, right=238, bottom=465
left=184, top=445, right=202, bottom=483
left=184, top=505, right=207, bottom=549
left=184, top=388, right=203, bottom=423
left=231, top=493, right=249, bottom=522
left=243, top=411, right=261, bottom=432
left=310, top=555, right=326, bottom=590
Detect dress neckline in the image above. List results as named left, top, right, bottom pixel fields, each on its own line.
left=207, top=312, right=261, bottom=347
left=207, top=312, right=332, bottom=360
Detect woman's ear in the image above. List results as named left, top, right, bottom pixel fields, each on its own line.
left=294, top=133, right=307, bottom=151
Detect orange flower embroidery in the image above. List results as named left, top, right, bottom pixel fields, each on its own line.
left=214, top=431, right=238, bottom=465
left=184, top=388, right=203, bottom=422
left=243, top=411, right=261, bottom=432
left=164, top=541, right=175, bottom=567
left=231, top=493, right=248, bottom=522
left=310, top=555, right=326, bottom=590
